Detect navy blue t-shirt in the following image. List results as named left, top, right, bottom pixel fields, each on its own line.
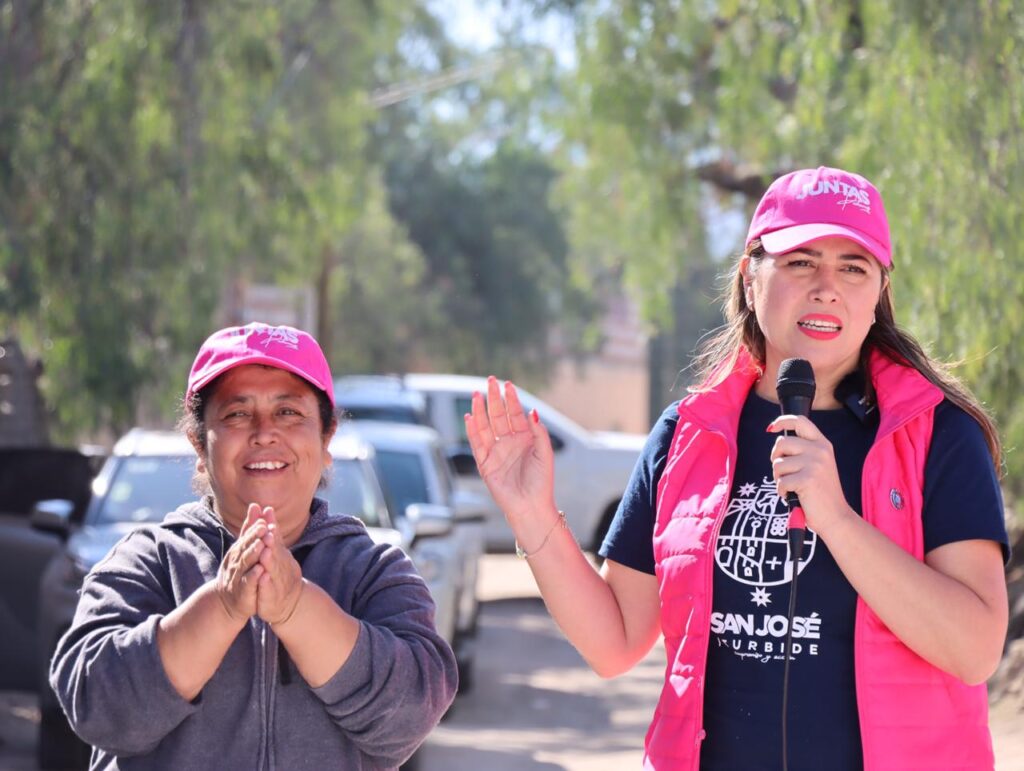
left=600, top=392, right=1008, bottom=771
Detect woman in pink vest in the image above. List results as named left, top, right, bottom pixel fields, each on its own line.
left=465, top=167, right=1009, bottom=770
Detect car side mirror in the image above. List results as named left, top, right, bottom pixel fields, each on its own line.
left=30, top=498, right=75, bottom=537
left=405, top=503, right=454, bottom=539
left=451, top=489, right=488, bottom=523
left=448, top=450, right=480, bottom=478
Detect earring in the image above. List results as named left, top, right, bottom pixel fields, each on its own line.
left=871, top=312, right=877, bottom=325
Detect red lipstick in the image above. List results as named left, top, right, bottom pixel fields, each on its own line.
left=797, top=313, right=842, bottom=340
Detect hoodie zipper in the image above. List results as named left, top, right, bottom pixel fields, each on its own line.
left=188, top=501, right=338, bottom=770
left=260, top=547, right=310, bottom=770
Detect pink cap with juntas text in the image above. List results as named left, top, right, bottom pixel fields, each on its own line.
left=186, top=322, right=335, bottom=406
left=745, top=166, right=892, bottom=267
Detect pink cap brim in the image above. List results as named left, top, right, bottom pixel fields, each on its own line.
left=188, top=356, right=332, bottom=403
left=760, top=223, right=892, bottom=268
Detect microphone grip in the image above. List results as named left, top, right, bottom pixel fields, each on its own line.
left=786, top=502, right=806, bottom=531
left=782, top=426, right=804, bottom=530
left=778, top=395, right=811, bottom=529
left=782, top=426, right=801, bottom=513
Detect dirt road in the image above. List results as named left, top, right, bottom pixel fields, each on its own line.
left=420, top=556, right=1024, bottom=770
left=2, top=555, right=1023, bottom=769
left=415, top=556, right=662, bottom=769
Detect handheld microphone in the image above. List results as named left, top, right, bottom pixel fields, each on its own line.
left=775, top=358, right=816, bottom=533
left=775, top=357, right=815, bottom=771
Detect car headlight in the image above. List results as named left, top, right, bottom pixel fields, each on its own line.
left=45, top=552, right=88, bottom=591
left=68, top=556, right=92, bottom=580
left=413, top=551, right=444, bottom=583
left=410, top=541, right=454, bottom=584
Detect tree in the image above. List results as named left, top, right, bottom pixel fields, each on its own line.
left=0, top=1, right=419, bottom=437
left=539, top=0, right=1024, bottom=496
left=370, top=26, right=598, bottom=384
left=324, top=170, right=445, bottom=375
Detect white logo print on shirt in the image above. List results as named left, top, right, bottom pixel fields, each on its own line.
left=715, top=476, right=815, bottom=586
left=711, top=476, right=822, bottom=663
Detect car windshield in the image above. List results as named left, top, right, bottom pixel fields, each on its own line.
left=319, top=459, right=386, bottom=527
left=374, top=449, right=430, bottom=517
left=94, top=455, right=385, bottom=528
left=95, top=456, right=196, bottom=524
left=341, top=405, right=426, bottom=425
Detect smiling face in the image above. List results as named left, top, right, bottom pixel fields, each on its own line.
left=195, top=365, right=333, bottom=540
left=743, top=236, right=887, bottom=406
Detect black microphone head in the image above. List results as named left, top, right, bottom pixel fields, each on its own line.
left=776, top=358, right=816, bottom=401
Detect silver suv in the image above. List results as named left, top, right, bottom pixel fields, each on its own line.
left=343, top=421, right=486, bottom=691
left=334, top=375, right=429, bottom=425
left=405, top=374, right=647, bottom=552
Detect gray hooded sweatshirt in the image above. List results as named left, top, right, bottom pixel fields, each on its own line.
left=50, top=498, right=458, bottom=770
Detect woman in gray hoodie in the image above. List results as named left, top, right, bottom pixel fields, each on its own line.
left=51, top=322, right=458, bottom=770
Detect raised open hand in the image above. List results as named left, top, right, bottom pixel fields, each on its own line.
left=464, top=376, right=556, bottom=523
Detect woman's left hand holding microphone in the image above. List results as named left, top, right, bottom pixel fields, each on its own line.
left=767, top=414, right=853, bottom=537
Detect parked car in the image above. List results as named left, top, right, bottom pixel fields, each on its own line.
left=342, top=421, right=486, bottom=690
left=336, top=373, right=647, bottom=552
left=3, top=428, right=458, bottom=769
left=334, top=375, right=430, bottom=425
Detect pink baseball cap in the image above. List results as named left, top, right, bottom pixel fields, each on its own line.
left=745, top=166, right=892, bottom=267
left=186, top=322, right=335, bottom=406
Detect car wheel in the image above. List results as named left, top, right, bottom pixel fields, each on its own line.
left=37, top=704, right=90, bottom=770
left=454, top=636, right=475, bottom=695
left=464, top=600, right=481, bottom=638
left=457, top=657, right=474, bottom=695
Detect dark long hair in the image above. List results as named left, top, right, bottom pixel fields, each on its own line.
left=691, top=240, right=1002, bottom=470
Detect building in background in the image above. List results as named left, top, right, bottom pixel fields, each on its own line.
left=536, top=293, right=650, bottom=435
left=221, top=280, right=316, bottom=332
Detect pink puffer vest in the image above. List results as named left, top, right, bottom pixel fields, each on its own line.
left=644, top=349, right=993, bottom=770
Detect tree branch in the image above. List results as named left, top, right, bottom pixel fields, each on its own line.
left=695, top=160, right=775, bottom=200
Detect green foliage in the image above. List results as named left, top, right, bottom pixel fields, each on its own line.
left=369, top=24, right=596, bottom=384
left=18, top=0, right=1020, bottom=498
left=325, top=170, right=444, bottom=375
left=550, top=0, right=1024, bottom=497
left=381, top=137, right=581, bottom=380
left=1, top=0, right=593, bottom=441
left=0, top=1, right=407, bottom=437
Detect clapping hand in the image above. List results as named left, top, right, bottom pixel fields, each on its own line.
left=215, top=504, right=267, bottom=622
left=216, top=503, right=303, bottom=626
left=252, top=505, right=304, bottom=627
